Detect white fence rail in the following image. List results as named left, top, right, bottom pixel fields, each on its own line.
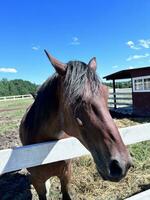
left=0, top=90, right=132, bottom=108
left=0, top=123, right=150, bottom=175
left=108, top=88, right=132, bottom=109
left=125, top=189, right=150, bottom=200
left=0, top=94, right=32, bottom=101
left=108, top=92, right=132, bottom=108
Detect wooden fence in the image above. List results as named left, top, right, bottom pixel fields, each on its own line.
left=0, top=123, right=150, bottom=199
left=0, top=94, right=32, bottom=101
left=0, top=91, right=132, bottom=108
left=108, top=92, right=132, bottom=109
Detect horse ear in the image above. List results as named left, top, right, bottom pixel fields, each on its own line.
left=88, top=57, right=97, bottom=71
left=44, top=49, right=66, bottom=75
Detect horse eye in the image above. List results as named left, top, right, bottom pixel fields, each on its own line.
left=91, top=104, right=99, bottom=116
left=76, top=117, right=83, bottom=127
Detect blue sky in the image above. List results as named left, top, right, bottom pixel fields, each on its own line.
left=0, top=0, right=150, bottom=84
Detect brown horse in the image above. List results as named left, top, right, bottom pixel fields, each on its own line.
left=19, top=50, right=132, bottom=200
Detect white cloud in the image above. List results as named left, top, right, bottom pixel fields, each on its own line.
left=128, top=66, right=134, bottom=69
left=126, top=40, right=140, bottom=50
left=112, top=65, right=118, bottom=69
left=0, top=67, right=17, bottom=73
left=126, top=39, right=150, bottom=50
left=32, top=45, right=40, bottom=50
left=70, top=37, right=80, bottom=45
left=126, top=53, right=150, bottom=61
left=138, top=39, right=150, bottom=49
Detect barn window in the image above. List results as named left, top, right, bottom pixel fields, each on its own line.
left=144, top=78, right=150, bottom=90
left=133, top=75, right=150, bottom=92
left=134, top=79, right=143, bottom=90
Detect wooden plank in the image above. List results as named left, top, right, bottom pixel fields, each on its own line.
left=0, top=98, right=31, bottom=102
left=0, top=138, right=90, bottom=175
left=108, top=102, right=132, bottom=106
left=109, top=92, right=132, bottom=95
left=0, top=94, right=32, bottom=101
left=119, top=123, right=150, bottom=145
left=113, top=79, right=117, bottom=109
left=115, top=102, right=132, bottom=106
left=125, top=189, right=150, bottom=200
left=0, top=123, right=150, bottom=175
left=109, top=97, right=132, bottom=100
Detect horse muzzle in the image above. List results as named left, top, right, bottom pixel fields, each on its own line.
left=97, top=158, right=132, bottom=182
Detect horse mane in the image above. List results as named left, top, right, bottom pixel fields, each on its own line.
left=24, top=74, right=59, bottom=131
left=63, top=61, right=101, bottom=106
left=37, top=60, right=101, bottom=106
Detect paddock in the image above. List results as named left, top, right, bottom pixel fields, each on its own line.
left=0, top=123, right=150, bottom=200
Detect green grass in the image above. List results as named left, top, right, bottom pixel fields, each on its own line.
left=0, top=98, right=33, bottom=110
left=0, top=109, right=26, bottom=119
left=0, top=99, right=33, bottom=135
left=0, top=121, right=18, bottom=135
left=129, top=141, right=150, bottom=167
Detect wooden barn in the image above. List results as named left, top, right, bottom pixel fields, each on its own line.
left=104, top=66, right=150, bottom=116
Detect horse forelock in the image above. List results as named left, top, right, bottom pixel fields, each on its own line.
left=63, top=61, right=101, bottom=106
left=37, top=60, right=101, bottom=103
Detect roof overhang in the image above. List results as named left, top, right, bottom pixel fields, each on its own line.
left=103, top=66, right=150, bottom=80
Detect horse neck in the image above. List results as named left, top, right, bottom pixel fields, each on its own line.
left=30, top=76, right=64, bottom=140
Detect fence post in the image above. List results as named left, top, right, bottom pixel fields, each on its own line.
left=113, top=79, right=117, bottom=109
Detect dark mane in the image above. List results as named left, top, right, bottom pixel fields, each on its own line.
left=63, top=61, right=101, bottom=106
left=37, top=60, right=101, bottom=107
left=24, top=74, right=59, bottom=131
left=35, top=74, right=59, bottom=118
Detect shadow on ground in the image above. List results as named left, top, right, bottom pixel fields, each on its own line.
left=0, top=171, right=32, bottom=200
left=140, top=183, right=150, bottom=191
left=110, top=110, right=150, bottom=123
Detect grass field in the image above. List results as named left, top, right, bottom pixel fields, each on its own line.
left=0, top=98, right=150, bottom=200
left=0, top=99, right=33, bottom=135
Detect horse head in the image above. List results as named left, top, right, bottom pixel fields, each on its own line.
left=44, top=50, right=132, bottom=182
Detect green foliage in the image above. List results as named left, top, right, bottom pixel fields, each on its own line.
left=0, top=78, right=38, bottom=96
left=104, top=80, right=131, bottom=88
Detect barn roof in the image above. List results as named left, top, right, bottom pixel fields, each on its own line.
left=104, top=66, right=150, bottom=80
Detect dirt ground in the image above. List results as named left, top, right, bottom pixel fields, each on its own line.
left=0, top=130, right=40, bottom=200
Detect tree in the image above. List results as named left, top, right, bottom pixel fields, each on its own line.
left=103, top=81, right=131, bottom=88
left=0, top=79, right=38, bottom=96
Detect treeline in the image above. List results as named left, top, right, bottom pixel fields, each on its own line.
left=0, top=78, right=131, bottom=97
left=0, top=79, right=38, bottom=96
left=104, top=81, right=131, bottom=88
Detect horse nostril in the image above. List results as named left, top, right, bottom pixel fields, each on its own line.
left=127, top=160, right=133, bottom=170
left=109, top=160, right=123, bottom=178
